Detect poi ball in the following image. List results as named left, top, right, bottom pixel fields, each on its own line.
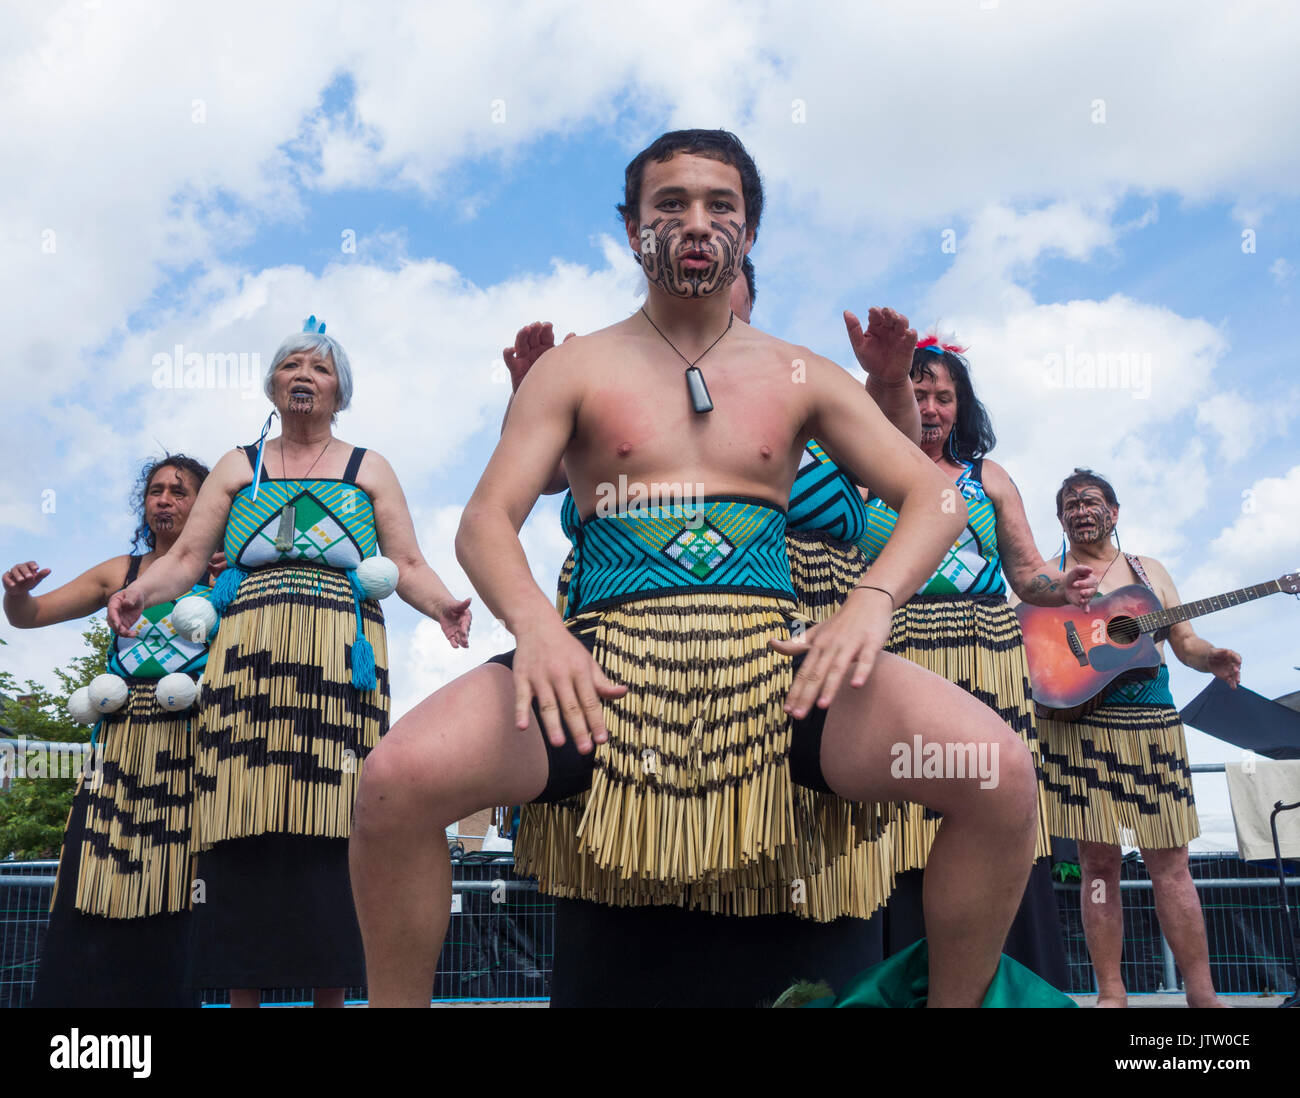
left=155, top=673, right=198, bottom=712
left=88, top=673, right=129, bottom=714
left=68, top=686, right=98, bottom=725
left=172, top=595, right=217, bottom=642
left=355, top=555, right=399, bottom=600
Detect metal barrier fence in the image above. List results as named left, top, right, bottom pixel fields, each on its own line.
left=1048, top=761, right=1300, bottom=997
left=3, top=852, right=1295, bottom=1004
left=0, top=859, right=55, bottom=1009
left=0, top=853, right=552, bottom=1008
left=1053, top=855, right=1299, bottom=996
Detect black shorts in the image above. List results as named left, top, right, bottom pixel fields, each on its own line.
left=485, top=635, right=832, bottom=802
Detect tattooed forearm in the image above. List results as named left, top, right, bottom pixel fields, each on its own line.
left=1027, top=574, right=1059, bottom=594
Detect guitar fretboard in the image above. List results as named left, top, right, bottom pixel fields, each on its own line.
left=1135, top=581, right=1282, bottom=633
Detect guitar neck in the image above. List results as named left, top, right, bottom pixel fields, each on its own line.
left=1135, top=581, right=1283, bottom=633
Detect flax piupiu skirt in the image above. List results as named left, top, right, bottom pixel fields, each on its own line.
left=30, top=774, right=197, bottom=1007
left=30, top=679, right=199, bottom=1007
left=1037, top=701, right=1199, bottom=849
left=187, top=563, right=389, bottom=989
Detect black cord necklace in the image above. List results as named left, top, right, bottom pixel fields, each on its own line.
left=640, top=306, right=733, bottom=413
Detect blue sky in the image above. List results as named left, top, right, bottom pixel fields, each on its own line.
left=3, top=0, right=1299, bottom=849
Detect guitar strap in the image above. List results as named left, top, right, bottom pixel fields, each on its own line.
left=1125, top=553, right=1170, bottom=644
left=1125, top=553, right=1155, bottom=594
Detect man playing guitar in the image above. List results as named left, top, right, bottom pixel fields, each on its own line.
left=1036, top=468, right=1240, bottom=1008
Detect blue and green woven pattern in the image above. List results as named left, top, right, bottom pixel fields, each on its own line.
left=107, top=584, right=212, bottom=679
left=1102, top=663, right=1175, bottom=707
left=857, top=461, right=1005, bottom=597
left=787, top=439, right=870, bottom=545
left=224, top=479, right=378, bottom=569
left=560, top=491, right=581, bottom=542
left=567, top=498, right=795, bottom=614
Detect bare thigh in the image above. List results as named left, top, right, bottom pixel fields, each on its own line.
left=818, top=650, right=1037, bottom=812
left=362, top=664, right=556, bottom=826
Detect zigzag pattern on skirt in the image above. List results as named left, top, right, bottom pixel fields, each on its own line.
left=882, top=595, right=1051, bottom=870
left=1037, top=703, right=1199, bottom=849
left=72, top=682, right=195, bottom=918
left=193, top=563, right=389, bottom=850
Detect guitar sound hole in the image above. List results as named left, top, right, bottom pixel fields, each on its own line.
left=1106, top=616, right=1139, bottom=645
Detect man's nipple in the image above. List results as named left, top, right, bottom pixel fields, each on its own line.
left=617, top=442, right=633, bottom=457
left=759, top=444, right=773, bottom=459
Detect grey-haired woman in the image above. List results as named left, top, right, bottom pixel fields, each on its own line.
left=110, top=318, right=471, bottom=1007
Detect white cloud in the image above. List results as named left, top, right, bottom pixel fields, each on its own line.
left=1195, top=391, right=1297, bottom=465
left=1157, top=464, right=1300, bottom=704
left=5, top=0, right=1299, bottom=410
left=1190, top=465, right=1300, bottom=591
left=1270, top=257, right=1295, bottom=286
left=898, top=203, right=1230, bottom=567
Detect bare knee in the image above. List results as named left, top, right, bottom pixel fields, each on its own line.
left=1141, top=845, right=1189, bottom=886
left=994, top=731, right=1038, bottom=824
left=956, top=717, right=1037, bottom=830
left=931, top=718, right=1037, bottom=833
left=1078, top=840, right=1122, bottom=881
left=355, top=735, right=456, bottom=838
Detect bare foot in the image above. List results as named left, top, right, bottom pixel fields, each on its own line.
left=1094, top=994, right=1127, bottom=1008
left=1186, top=993, right=1227, bottom=1008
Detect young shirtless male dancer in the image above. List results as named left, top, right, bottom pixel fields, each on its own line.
left=350, top=130, right=1040, bottom=1007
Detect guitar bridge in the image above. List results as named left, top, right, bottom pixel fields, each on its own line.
left=1063, top=621, right=1087, bottom=667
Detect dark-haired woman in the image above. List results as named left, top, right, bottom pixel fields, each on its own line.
left=856, top=338, right=1096, bottom=986
left=5, top=455, right=220, bottom=1007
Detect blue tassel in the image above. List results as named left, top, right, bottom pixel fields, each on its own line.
left=346, top=569, right=376, bottom=690
left=351, top=633, right=376, bottom=690
left=210, top=565, right=247, bottom=614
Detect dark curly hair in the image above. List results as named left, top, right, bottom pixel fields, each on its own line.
left=741, top=255, right=756, bottom=308
left=129, top=454, right=210, bottom=553
left=617, top=129, right=764, bottom=243
left=1055, top=468, right=1119, bottom=517
left=911, top=348, right=997, bottom=462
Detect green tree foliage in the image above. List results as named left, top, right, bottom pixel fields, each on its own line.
left=0, top=622, right=111, bottom=859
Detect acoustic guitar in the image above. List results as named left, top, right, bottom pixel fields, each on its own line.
left=1015, top=573, right=1299, bottom=719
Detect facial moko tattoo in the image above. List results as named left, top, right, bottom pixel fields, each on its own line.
left=637, top=215, right=745, bottom=299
